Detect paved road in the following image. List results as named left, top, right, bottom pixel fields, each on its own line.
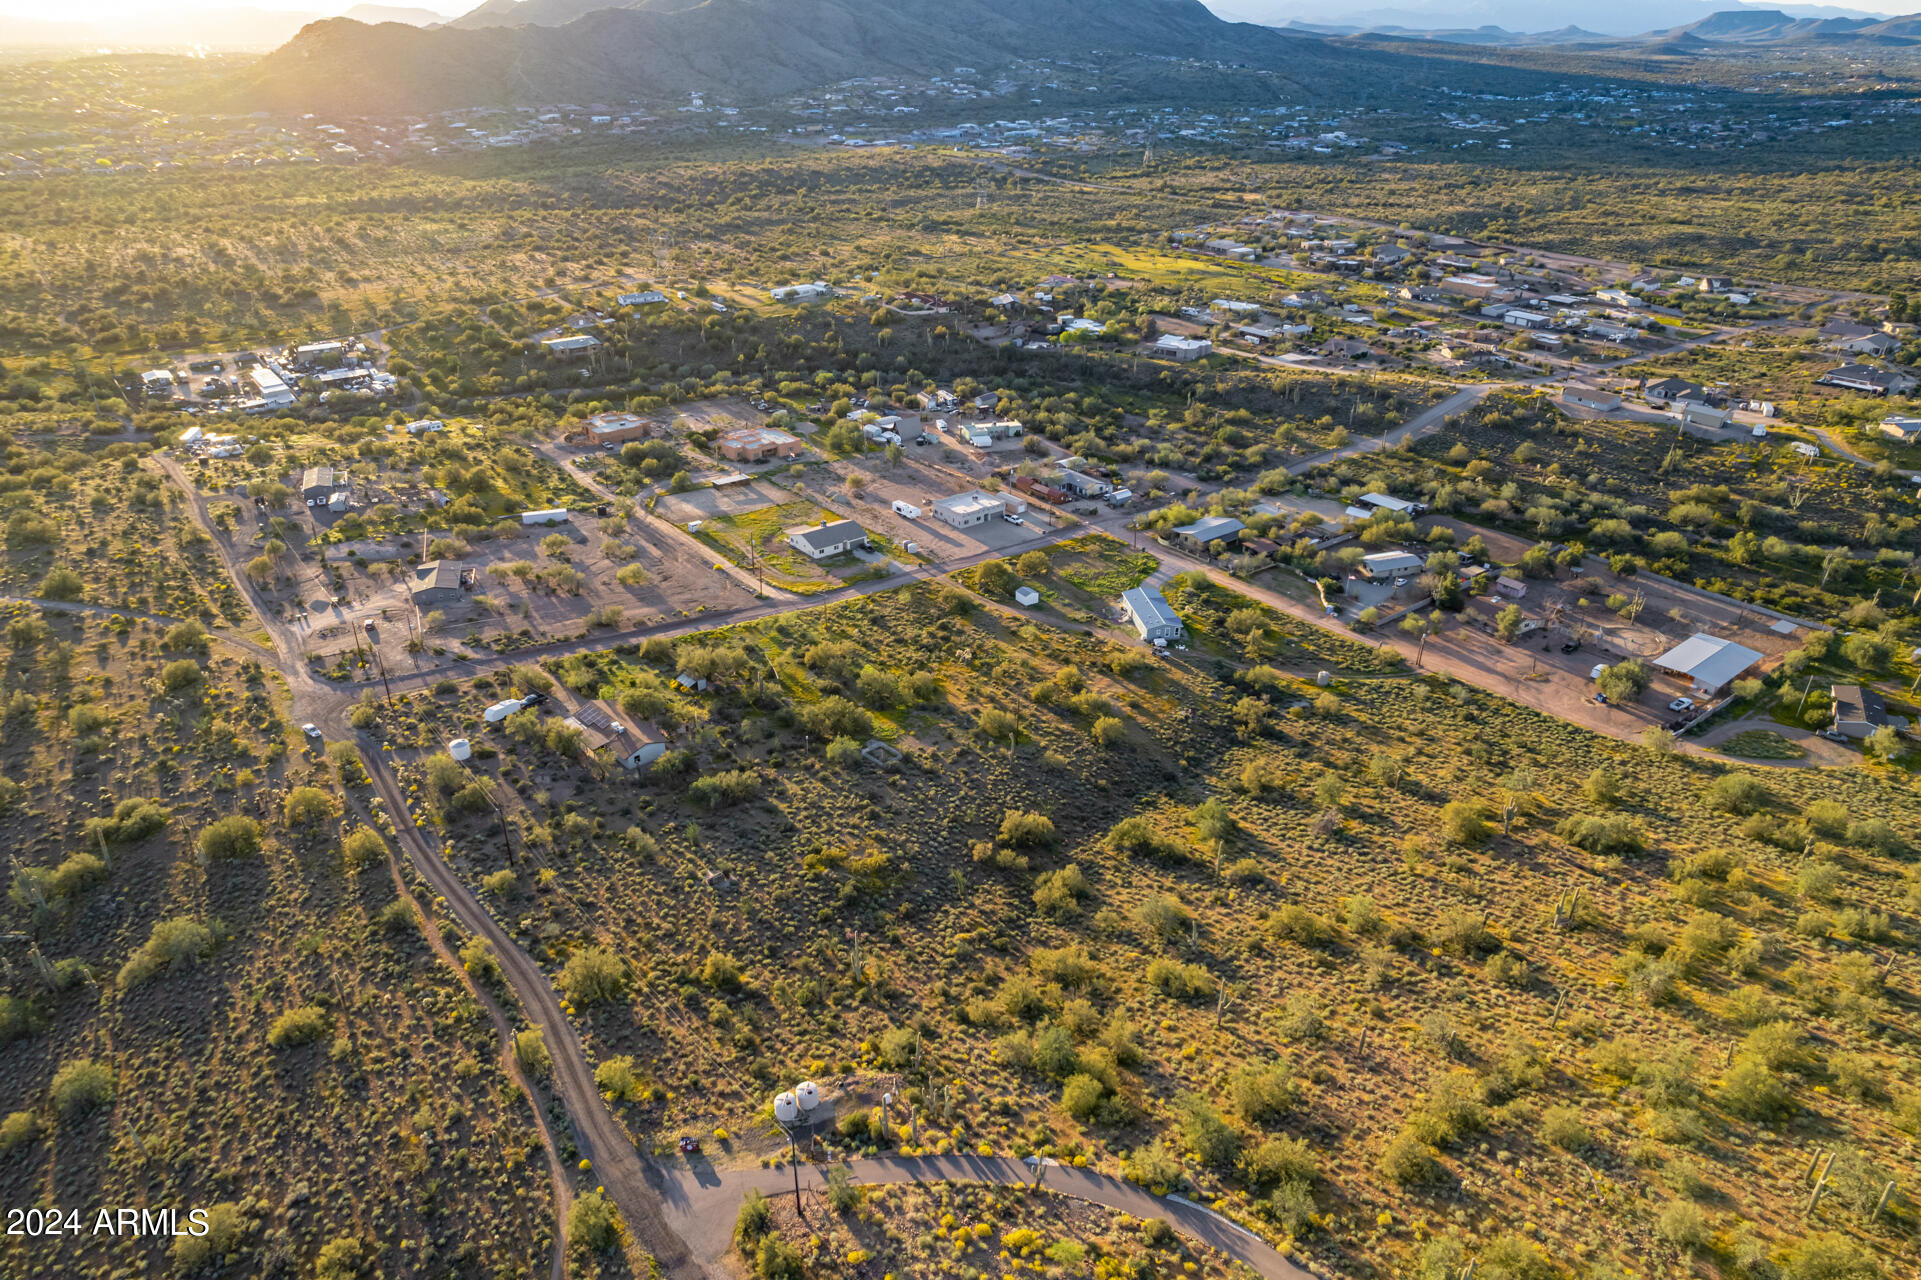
left=655, top=1153, right=1310, bottom=1280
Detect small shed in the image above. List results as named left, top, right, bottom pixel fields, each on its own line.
left=1014, top=586, right=1041, bottom=607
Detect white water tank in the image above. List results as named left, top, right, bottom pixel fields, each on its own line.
left=448, top=738, right=472, bottom=762
left=774, top=1092, right=799, bottom=1126
left=795, top=1080, right=821, bottom=1113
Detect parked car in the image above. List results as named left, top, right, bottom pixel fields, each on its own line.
left=1002, top=513, right=1024, bottom=525
left=677, top=1136, right=702, bottom=1155
left=301, top=723, right=323, bottom=742
left=1668, top=697, right=1696, bottom=713
left=1560, top=641, right=1581, bottom=653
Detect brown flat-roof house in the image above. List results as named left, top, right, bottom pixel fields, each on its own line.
left=583, top=412, right=654, bottom=445
left=717, top=426, right=803, bottom=463
left=564, top=700, right=669, bottom=769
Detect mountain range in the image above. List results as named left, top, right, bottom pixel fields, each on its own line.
left=220, top=0, right=1399, bottom=116
left=1309, top=7, right=1921, bottom=47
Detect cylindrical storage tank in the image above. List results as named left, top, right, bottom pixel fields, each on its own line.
left=795, top=1080, right=821, bottom=1113
left=1316, top=670, right=1331, bottom=687
left=448, top=738, right=472, bottom=762
left=773, top=1092, right=799, bottom=1126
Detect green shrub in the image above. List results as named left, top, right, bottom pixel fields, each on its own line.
left=171, top=1202, right=247, bottom=1273
left=561, top=947, right=628, bottom=1004
left=197, top=815, right=262, bottom=861
left=481, top=869, right=518, bottom=896
left=341, top=828, right=386, bottom=870
left=313, top=1235, right=373, bottom=1280
left=119, top=917, right=217, bottom=987
left=1379, top=1130, right=1440, bottom=1185
left=283, top=785, right=338, bottom=824
left=1145, top=957, right=1215, bottom=1001
left=1704, top=772, right=1771, bottom=815
left=51, top=1058, right=114, bottom=1115
left=568, top=1190, right=622, bottom=1254
left=513, top=1029, right=551, bottom=1078
left=1121, top=1139, right=1183, bottom=1193
left=733, top=1188, right=772, bottom=1251
left=267, top=1005, right=330, bottom=1049
left=1720, top=1056, right=1794, bottom=1121
left=1239, top=1135, right=1318, bottom=1189
left=0, top=1110, right=39, bottom=1150
left=1061, top=1073, right=1105, bottom=1119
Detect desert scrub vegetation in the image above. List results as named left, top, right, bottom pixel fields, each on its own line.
left=0, top=607, right=555, bottom=1280
left=386, top=572, right=1921, bottom=1280
left=743, top=1180, right=1254, bottom=1280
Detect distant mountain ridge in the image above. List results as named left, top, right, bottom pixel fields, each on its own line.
left=223, top=0, right=1415, bottom=116
left=1279, top=6, right=1921, bottom=48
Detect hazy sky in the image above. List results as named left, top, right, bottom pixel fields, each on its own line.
left=4, top=0, right=1916, bottom=24
left=0, top=0, right=453, bottom=17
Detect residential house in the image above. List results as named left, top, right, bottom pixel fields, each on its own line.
left=584, top=412, right=654, bottom=446
left=1878, top=416, right=1921, bottom=444
left=786, top=520, right=868, bottom=560
left=1830, top=685, right=1891, bottom=740
left=1320, top=337, right=1373, bottom=361
left=1560, top=385, right=1623, bottom=413
left=1372, top=243, right=1414, bottom=265
left=1120, top=587, right=1185, bottom=643
left=1398, top=285, right=1443, bottom=304
left=1055, top=467, right=1110, bottom=498
left=1169, top=516, right=1245, bottom=552
left=408, top=559, right=473, bottom=609
left=616, top=290, right=668, bottom=307
left=1154, top=334, right=1212, bottom=361
left=1697, top=276, right=1734, bottom=293
left=1644, top=376, right=1707, bottom=405
left=931, top=490, right=1023, bottom=529
left=770, top=281, right=831, bottom=302
left=541, top=335, right=601, bottom=359
left=1360, top=551, right=1422, bottom=580
left=1819, top=364, right=1918, bottom=396
left=299, top=466, right=340, bottom=502
left=1652, top=633, right=1764, bottom=696
left=717, top=426, right=803, bottom=462
left=1494, top=575, right=1528, bottom=600
left=1439, top=274, right=1503, bottom=299
left=564, top=700, right=668, bottom=769
left=1681, top=402, right=1735, bottom=431
left=1357, top=492, right=1428, bottom=517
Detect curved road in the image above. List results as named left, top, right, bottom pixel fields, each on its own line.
left=655, top=1152, right=1309, bottom=1280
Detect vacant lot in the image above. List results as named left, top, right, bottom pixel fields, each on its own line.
left=351, top=539, right=1918, bottom=1280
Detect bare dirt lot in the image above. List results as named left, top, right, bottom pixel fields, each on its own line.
left=787, top=457, right=1065, bottom=564
left=292, top=507, right=748, bottom=674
